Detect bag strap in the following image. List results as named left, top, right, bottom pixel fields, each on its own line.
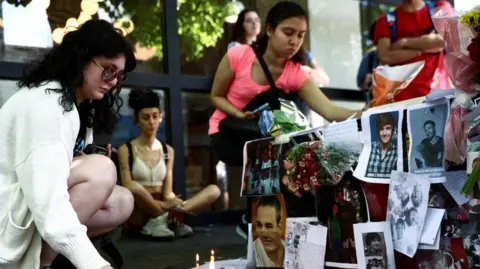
left=126, top=142, right=134, bottom=169
left=161, top=141, right=169, bottom=161
left=386, top=10, right=398, bottom=43
left=252, top=45, right=277, bottom=90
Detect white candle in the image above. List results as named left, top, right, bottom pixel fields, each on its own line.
left=196, top=253, right=200, bottom=269
left=209, top=250, right=215, bottom=269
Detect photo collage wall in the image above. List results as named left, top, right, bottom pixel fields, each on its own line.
left=241, top=98, right=479, bottom=269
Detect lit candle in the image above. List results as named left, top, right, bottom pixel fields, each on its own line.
left=209, top=250, right=215, bottom=269
left=196, top=253, right=200, bottom=269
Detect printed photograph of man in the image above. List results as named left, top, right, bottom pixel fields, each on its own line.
left=408, top=102, right=448, bottom=178
left=365, top=112, right=399, bottom=178
left=252, top=195, right=286, bottom=268
left=413, top=120, right=444, bottom=169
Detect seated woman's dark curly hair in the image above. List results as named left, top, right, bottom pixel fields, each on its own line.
left=128, top=88, right=162, bottom=119
left=18, top=19, right=136, bottom=134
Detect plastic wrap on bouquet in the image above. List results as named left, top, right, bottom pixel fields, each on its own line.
left=371, top=61, right=425, bottom=107
left=281, top=140, right=359, bottom=197
left=445, top=104, right=469, bottom=164
left=258, top=100, right=309, bottom=137
left=432, top=8, right=480, bottom=170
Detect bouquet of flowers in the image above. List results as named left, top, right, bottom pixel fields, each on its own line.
left=434, top=6, right=480, bottom=194
left=432, top=7, right=480, bottom=172
left=281, top=140, right=359, bottom=197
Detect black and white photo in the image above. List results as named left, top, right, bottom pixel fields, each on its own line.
left=386, top=171, right=430, bottom=257
left=354, top=107, right=404, bottom=184
left=464, top=234, right=480, bottom=268
left=353, top=222, right=395, bottom=269
left=407, top=101, right=449, bottom=182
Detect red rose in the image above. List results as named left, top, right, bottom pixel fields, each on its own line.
left=467, top=37, right=480, bottom=64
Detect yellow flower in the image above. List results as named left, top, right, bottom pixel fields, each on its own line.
left=461, top=7, right=480, bottom=28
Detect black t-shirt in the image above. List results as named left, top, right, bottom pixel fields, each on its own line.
left=418, top=137, right=444, bottom=168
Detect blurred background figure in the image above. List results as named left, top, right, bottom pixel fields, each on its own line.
left=228, top=8, right=261, bottom=49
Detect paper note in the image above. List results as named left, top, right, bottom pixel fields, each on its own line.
left=442, top=171, right=470, bottom=206
left=420, top=208, right=445, bottom=245
left=418, top=228, right=441, bottom=250
left=323, top=119, right=362, bottom=154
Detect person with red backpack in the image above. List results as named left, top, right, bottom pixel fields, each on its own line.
left=373, top=0, right=453, bottom=102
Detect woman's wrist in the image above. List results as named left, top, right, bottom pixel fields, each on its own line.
left=233, top=109, right=242, bottom=118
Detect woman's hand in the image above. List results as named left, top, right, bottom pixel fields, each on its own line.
left=234, top=110, right=256, bottom=120
left=106, top=144, right=112, bottom=158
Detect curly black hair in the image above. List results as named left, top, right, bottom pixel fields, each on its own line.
left=128, top=88, right=162, bottom=120
left=18, top=19, right=136, bottom=134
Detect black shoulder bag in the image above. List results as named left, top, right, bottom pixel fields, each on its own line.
left=218, top=46, right=299, bottom=141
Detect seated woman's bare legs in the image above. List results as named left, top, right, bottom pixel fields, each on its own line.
left=182, top=184, right=221, bottom=214
left=128, top=180, right=164, bottom=218
left=40, top=154, right=134, bottom=265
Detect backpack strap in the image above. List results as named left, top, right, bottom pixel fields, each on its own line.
left=161, top=141, right=169, bottom=161
left=126, top=142, right=134, bottom=169
left=425, top=0, right=436, bottom=34
left=386, top=9, right=398, bottom=43
left=252, top=45, right=277, bottom=90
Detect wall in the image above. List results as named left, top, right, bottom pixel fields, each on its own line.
left=454, top=0, right=478, bottom=11
left=308, top=0, right=363, bottom=90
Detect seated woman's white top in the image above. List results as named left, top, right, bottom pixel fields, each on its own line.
left=0, top=81, right=109, bottom=269
left=131, top=144, right=167, bottom=187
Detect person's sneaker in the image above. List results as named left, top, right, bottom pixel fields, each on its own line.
left=235, top=214, right=248, bottom=240
left=174, top=224, right=194, bottom=238
left=141, top=214, right=175, bottom=239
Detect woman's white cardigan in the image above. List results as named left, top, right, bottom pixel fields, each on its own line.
left=0, top=82, right=109, bottom=269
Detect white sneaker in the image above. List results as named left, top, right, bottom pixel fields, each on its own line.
left=141, top=214, right=174, bottom=238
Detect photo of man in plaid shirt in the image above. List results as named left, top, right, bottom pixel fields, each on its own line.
left=366, top=112, right=398, bottom=178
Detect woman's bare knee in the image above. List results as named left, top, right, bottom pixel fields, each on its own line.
left=206, top=184, right=221, bottom=201
left=112, top=186, right=135, bottom=223
left=69, top=154, right=116, bottom=192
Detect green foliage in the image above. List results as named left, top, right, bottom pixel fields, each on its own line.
left=100, top=0, right=229, bottom=62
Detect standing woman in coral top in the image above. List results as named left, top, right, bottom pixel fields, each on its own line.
left=209, top=1, right=364, bottom=238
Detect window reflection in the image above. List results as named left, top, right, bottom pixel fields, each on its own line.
left=182, top=92, right=221, bottom=210
left=0, top=1, right=164, bottom=73
left=105, top=88, right=167, bottom=147
left=0, top=80, right=19, bottom=108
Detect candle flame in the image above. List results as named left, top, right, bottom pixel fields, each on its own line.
left=211, top=249, right=214, bottom=256
left=196, top=253, right=199, bottom=262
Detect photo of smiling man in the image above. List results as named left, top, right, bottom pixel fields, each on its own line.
left=365, top=111, right=400, bottom=179
left=252, top=194, right=287, bottom=268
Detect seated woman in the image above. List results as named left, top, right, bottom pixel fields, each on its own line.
left=118, top=89, right=220, bottom=239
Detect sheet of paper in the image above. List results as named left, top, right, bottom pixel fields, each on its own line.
left=442, top=171, right=470, bottom=206
left=247, top=224, right=255, bottom=269
left=306, top=224, right=328, bottom=246
left=298, top=242, right=326, bottom=269
left=418, top=228, right=441, bottom=250
left=420, top=208, right=445, bottom=245
left=354, top=106, right=404, bottom=184
left=323, top=119, right=362, bottom=154
left=193, top=259, right=248, bottom=269
left=353, top=222, right=396, bottom=269
left=386, top=171, right=431, bottom=257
